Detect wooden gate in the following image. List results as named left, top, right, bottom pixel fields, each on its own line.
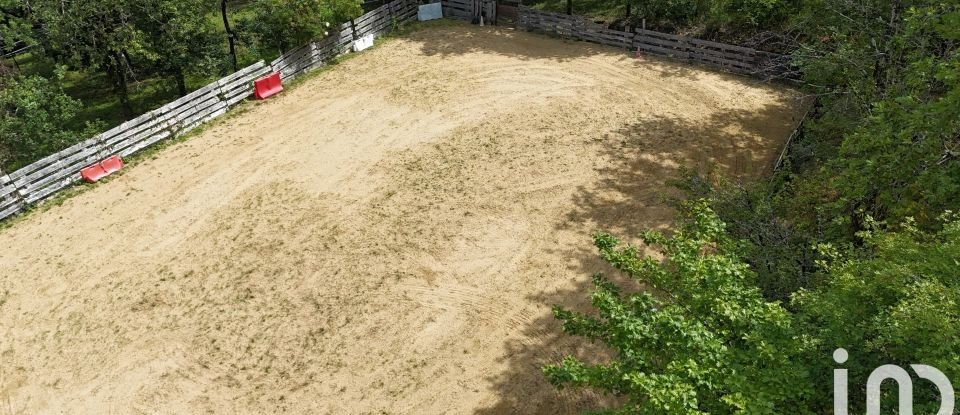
left=496, top=0, right=519, bottom=25
left=441, top=0, right=497, bottom=24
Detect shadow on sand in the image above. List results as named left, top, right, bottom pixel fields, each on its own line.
left=402, top=20, right=763, bottom=82
left=472, top=100, right=801, bottom=414
left=390, top=21, right=803, bottom=413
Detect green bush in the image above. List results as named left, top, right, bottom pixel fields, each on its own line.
left=796, top=214, right=960, bottom=412
left=240, top=0, right=362, bottom=55
left=0, top=71, right=102, bottom=171
left=545, top=201, right=814, bottom=414
left=545, top=202, right=960, bottom=413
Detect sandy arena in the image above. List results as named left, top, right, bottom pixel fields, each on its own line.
left=0, top=23, right=802, bottom=414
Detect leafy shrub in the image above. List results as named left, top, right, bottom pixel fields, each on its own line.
left=241, top=0, right=362, bottom=54
left=796, top=213, right=960, bottom=412
left=545, top=202, right=960, bottom=413
left=544, top=201, right=813, bottom=414
left=0, top=71, right=101, bottom=171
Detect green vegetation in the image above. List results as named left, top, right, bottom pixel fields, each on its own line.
left=240, top=0, right=361, bottom=55
left=545, top=0, right=960, bottom=413
left=3, top=0, right=959, bottom=412
left=0, top=0, right=361, bottom=171
left=0, top=70, right=102, bottom=170
left=526, top=0, right=798, bottom=38
left=546, top=202, right=813, bottom=413
left=547, top=203, right=960, bottom=413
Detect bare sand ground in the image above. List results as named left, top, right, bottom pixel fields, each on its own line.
left=0, top=22, right=802, bottom=414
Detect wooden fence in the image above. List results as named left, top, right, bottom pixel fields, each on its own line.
left=0, top=0, right=419, bottom=222
left=441, top=0, right=496, bottom=22
left=0, top=61, right=271, bottom=221
left=1, top=0, right=794, bottom=222
left=272, top=0, right=418, bottom=82
left=518, top=7, right=792, bottom=78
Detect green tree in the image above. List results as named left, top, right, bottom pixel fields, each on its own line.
left=30, top=0, right=147, bottom=115
left=546, top=205, right=960, bottom=413
left=0, top=0, right=32, bottom=49
left=786, top=2, right=960, bottom=237
left=0, top=71, right=101, bottom=171
left=544, top=201, right=813, bottom=414
left=241, top=0, right=361, bottom=54
left=675, top=174, right=817, bottom=303
left=0, top=0, right=33, bottom=74
left=796, top=214, right=960, bottom=413
left=139, top=0, right=226, bottom=97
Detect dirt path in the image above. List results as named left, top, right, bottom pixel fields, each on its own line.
left=0, top=23, right=802, bottom=414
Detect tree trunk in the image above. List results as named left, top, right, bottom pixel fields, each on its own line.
left=109, top=52, right=133, bottom=116
left=174, top=68, right=187, bottom=97
left=873, top=2, right=903, bottom=91
left=625, top=1, right=630, bottom=18
left=566, top=0, right=572, bottom=15
left=221, top=0, right=239, bottom=71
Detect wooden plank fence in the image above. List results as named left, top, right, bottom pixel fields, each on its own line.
left=442, top=0, right=474, bottom=20
left=441, top=0, right=496, bottom=22
left=0, top=60, right=270, bottom=218
left=0, top=0, right=419, bottom=222
left=271, top=0, right=419, bottom=82
left=518, top=6, right=792, bottom=78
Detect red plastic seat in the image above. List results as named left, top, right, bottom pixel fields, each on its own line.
left=81, top=155, right=124, bottom=183
left=254, top=72, right=284, bottom=100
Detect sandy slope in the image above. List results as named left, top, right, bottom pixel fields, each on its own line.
left=0, top=23, right=802, bottom=414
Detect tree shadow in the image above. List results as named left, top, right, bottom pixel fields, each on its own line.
left=409, top=23, right=624, bottom=62
left=474, top=97, right=802, bottom=414
left=401, top=21, right=777, bottom=83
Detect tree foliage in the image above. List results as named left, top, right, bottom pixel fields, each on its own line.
left=545, top=201, right=812, bottom=414
left=0, top=71, right=100, bottom=171
left=139, top=0, right=226, bottom=97
left=790, top=1, right=960, bottom=237
left=240, top=0, right=361, bottom=54
left=547, top=203, right=960, bottom=413
left=0, top=0, right=32, bottom=52
left=30, top=0, right=149, bottom=114
left=796, top=213, right=960, bottom=412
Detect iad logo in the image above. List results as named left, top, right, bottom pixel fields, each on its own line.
left=834, top=348, right=955, bottom=415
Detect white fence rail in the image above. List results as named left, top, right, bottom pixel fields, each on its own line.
left=0, top=0, right=419, bottom=222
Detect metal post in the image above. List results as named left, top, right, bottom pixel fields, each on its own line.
left=221, top=0, right=239, bottom=71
